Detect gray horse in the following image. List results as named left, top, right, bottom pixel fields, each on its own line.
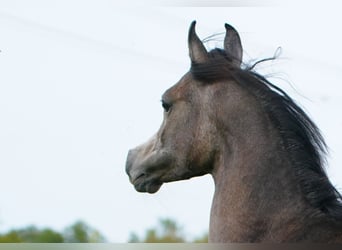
left=126, top=21, right=342, bottom=242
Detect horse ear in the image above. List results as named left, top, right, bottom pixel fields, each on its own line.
left=224, top=23, right=243, bottom=67
left=188, top=21, right=208, bottom=63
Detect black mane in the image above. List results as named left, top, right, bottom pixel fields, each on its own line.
left=191, top=48, right=342, bottom=219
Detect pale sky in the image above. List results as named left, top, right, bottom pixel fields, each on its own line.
left=0, top=0, right=342, bottom=242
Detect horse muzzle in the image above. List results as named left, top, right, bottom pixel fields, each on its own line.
left=125, top=147, right=173, bottom=193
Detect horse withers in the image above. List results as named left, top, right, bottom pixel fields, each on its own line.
left=126, top=21, right=342, bottom=242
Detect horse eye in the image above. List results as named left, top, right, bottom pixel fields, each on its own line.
left=162, top=101, right=172, bottom=112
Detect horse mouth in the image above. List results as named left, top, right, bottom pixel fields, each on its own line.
left=132, top=173, right=162, bottom=194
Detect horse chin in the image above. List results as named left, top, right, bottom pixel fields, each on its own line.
left=133, top=178, right=163, bottom=194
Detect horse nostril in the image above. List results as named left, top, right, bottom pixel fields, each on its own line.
left=136, top=173, right=145, bottom=180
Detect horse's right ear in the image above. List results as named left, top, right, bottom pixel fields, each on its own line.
left=188, top=21, right=208, bottom=64
left=224, top=23, right=243, bottom=67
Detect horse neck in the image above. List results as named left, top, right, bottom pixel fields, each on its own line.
left=208, top=106, right=315, bottom=242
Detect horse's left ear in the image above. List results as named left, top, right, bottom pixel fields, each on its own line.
left=224, top=23, right=243, bottom=67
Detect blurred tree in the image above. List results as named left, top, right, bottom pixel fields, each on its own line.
left=192, top=232, right=208, bottom=243
left=128, top=218, right=184, bottom=242
left=0, top=220, right=105, bottom=243
left=0, top=226, right=63, bottom=243
left=63, top=220, right=106, bottom=243
left=128, top=232, right=140, bottom=243
left=0, top=231, right=22, bottom=243
left=128, top=218, right=208, bottom=243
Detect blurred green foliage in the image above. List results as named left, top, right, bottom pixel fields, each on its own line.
left=64, top=221, right=105, bottom=243
left=128, top=218, right=208, bottom=243
left=0, top=218, right=207, bottom=243
left=0, top=220, right=105, bottom=243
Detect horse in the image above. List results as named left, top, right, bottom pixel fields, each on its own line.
left=125, top=21, right=342, bottom=242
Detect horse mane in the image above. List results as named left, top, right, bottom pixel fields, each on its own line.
left=190, top=48, right=342, bottom=219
